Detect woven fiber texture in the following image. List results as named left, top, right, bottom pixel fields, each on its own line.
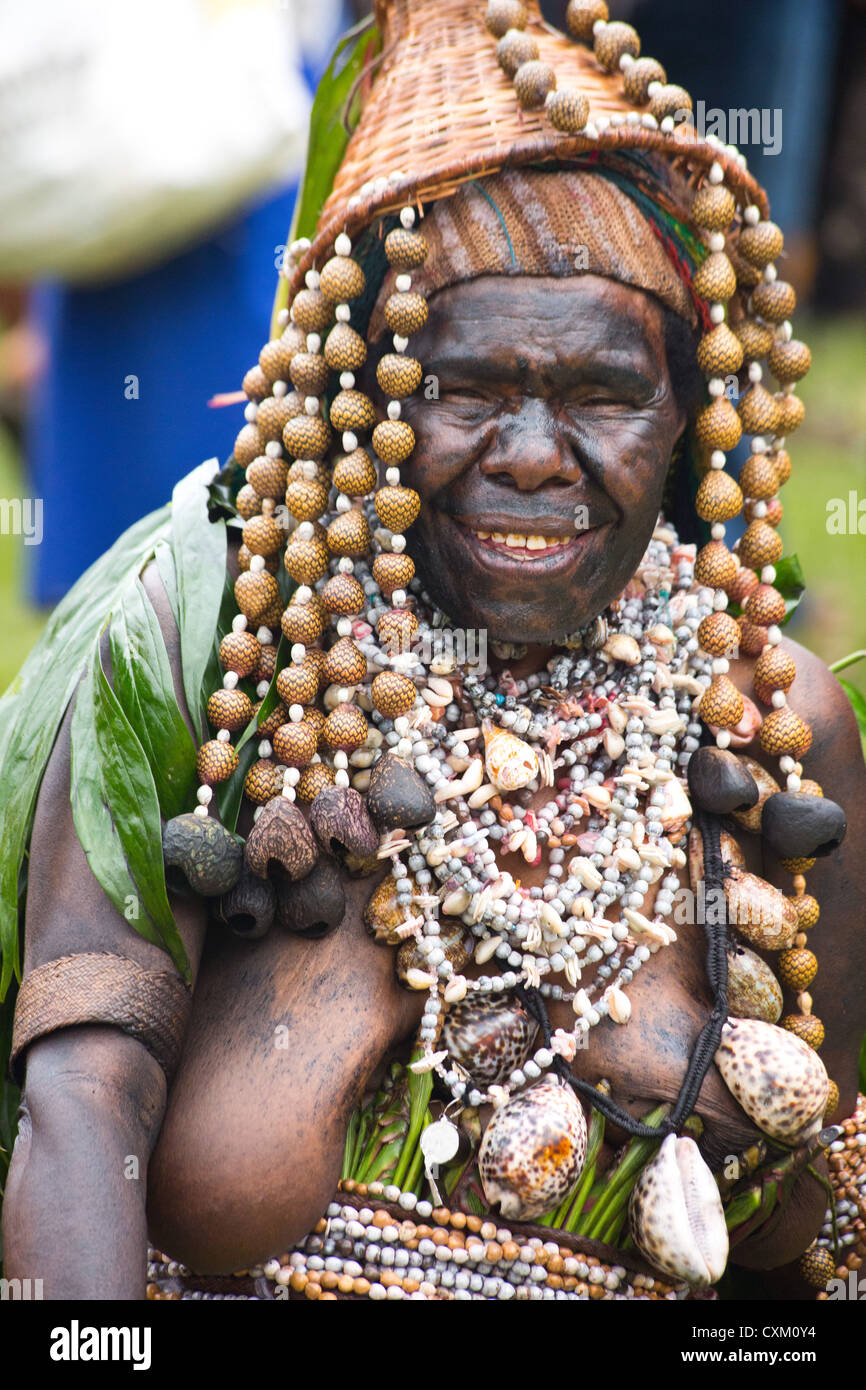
left=11, top=952, right=192, bottom=1083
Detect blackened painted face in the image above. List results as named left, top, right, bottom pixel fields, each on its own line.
left=386, top=274, right=687, bottom=645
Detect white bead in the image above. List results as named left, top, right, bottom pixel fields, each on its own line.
left=709, top=304, right=725, bottom=324
left=713, top=589, right=728, bottom=610
left=767, top=625, right=782, bottom=645
left=391, top=589, right=407, bottom=606
left=337, top=618, right=352, bottom=637
left=296, top=521, right=314, bottom=540
left=780, top=755, right=795, bottom=774
left=301, top=460, right=318, bottom=479
left=196, top=785, right=213, bottom=805
left=712, top=658, right=729, bottom=674
left=272, top=380, right=288, bottom=398
left=343, top=431, right=358, bottom=452
left=249, top=555, right=266, bottom=573
left=392, top=534, right=407, bottom=553
left=397, top=738, right=413, bottom=758
left=277, top=307, right=290, bottom=327
left=256, top=680, right=270, bottom=698
left=752, top=436, right=768, bottom=453
left=781, top=320, right=793, bottom=342
left=395, top=274, right=412, bottom=293
left=743, top=205, right=760, bottom=226
left=400, top=206, right=416, bottom=228
left=335, top=233, right=352, bottom=257
left=290, top=238, right=311, bottom=255
left=787, top=773, right=801, bottom=792
left=761, top=565, right=776, bottom=584
left=259, top=740, right=272, bottom=759
left=244, top=402, right=258, bottom=423
left=335, top=304, right=351, bottom=323
left=265, top=440, right=283, bottom=458
left=335, top=770, right=350, bottom=788
left=660, top=116, right=675, bottom=133
left=338, top=558, right=355, bottom=574
left=284, top=766, right=300, bottom=786
left=710, top=450, right=726, bottom=470
left=304, top=396, right=319, bottom=416
left=385, top=467, right=401, bottom=485
left=216, top=728, right=231, bottom=742
left=748, top=362, right=762, bottom=383
left=387, top=401, right=402, bottom=420
left=294, top=584, right=312, bottom=604
left=771, top=691, right=787, bottom=709
left=289, top=704, right=304, bottom=722
left=716, top=730, right=731, bottom=749
left=305, top=269, right=320, bottom=290
left=582, top=121, right=599, bottom=139
left=336, top=493, right=352, bottom=513
left=232, top=614, right=248, bottom=633
left=256, top=627, right=273, bottom=645
left=337, top=688, right=353, bottom=703
left=641, top=113, right=659, bottom=130
left=291, top=642, right=307, bottom=662
left=306, top=333, right=321, bottom=353
left=708, top=233, right=725, bottom=253
left=619, top=52, right=636, bottom=70
left=334, top=751, right=349, bottom=769
left=340, top=371, right=355, bottom=390
left=707, top=378, right=725, bottom=398
left=393, top=334, right=409, bottom=353
left=194, top=804, right=209, bottom=819
left=710, top=523, right=726, bottom=541
left=752, top=501, right=767, bottom=518
left=593, top=17, right=607, bottom=35
left=763, top=264, right=778, bottom=283
left=708, top=161, right=724, bottom=184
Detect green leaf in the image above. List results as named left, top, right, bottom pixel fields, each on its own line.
left=773, top=553, right=806, bottom=625
left=202, top=567, right=240, bottom=732
left=0, top=502, right=172, bottom=995
left=170, top=460, right=228, bottom=744
left=109, top=579, right=197, bottom=820
left=153, top=539, right=180, bottom=630
left=838, top=677, right=866, bottom=739
left=217, top=739, right=259, bottom=834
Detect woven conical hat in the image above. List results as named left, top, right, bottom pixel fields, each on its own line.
left=292, top=0, right=768, bottom=287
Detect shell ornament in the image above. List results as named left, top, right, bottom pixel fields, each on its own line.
left=482, top=720, right=539, bottom=792
left=714, top=1017, right=830, bottom=1145
left=629, top=1134, right=729, bottom=1288
left=478, top=1075, right=587, bottom=1221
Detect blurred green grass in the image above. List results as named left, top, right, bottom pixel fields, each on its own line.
left=1, top=314, right=864, bottom=701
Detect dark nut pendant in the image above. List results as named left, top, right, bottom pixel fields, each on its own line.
left=244, top=796, right=318, bottom=881
left=761, top=792, right=847, bottom=860
left=309, top=785, right=379, bottom=863
left=216, top=867, right=276, bottom=939
left=366, top=752, right=436, bottom=833
left=275, top=856, right=346, bottom=937
left=162, top=813, right=243, bottom=897
left=687, top=745, right=760, bottom=815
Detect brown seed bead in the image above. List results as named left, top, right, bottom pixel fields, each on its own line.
left=247, top=458, right=289, bottom=506
left=324, top=702, right=368, bottom=753
left=759, top=706, right=812, bottom=758
left=322, top=574, right=365, bottom=616
left=697, top=611, right=741, bottom=657
left=699, top=675, right=745, bottom=729
left=768, top=339, right=811, bottom=384
left=333, top=448, right=377, bottom=496
left=376, top=354, right=423, bottom=399
left=734, top=318, right=774, bottom=360
left=282, top=413, right=331, bottom=460
left=739, top=519, right=783, bottom=569
left=728, top=566, right=759, bottom=605
left=305, top=647, right=328, bottom=691
left=782, top=1013, right=824, bottom=1050
left=513, top=59, right=556, bottom=109
left=739, top=453, right=780, bottom=501
left=242, top=515, right=283, bottom=557
left=384, top=228, right=428, bottom=270
left=330, top=389, right=376, bottom=433
left=384, top=291, right=428, bottom=337
left=745, top=496, right=783, bottom=527
left=276, top=662, right=319, bottom=706
left=485, top=0, right=527, bottom=37
left=324, top=638, right=367, bottom=686
left=255, top=393, right=304, bottom=443
left=778, top=948, right=818, bottom=992
left=327, top=510, right=371, bottom=558
left=798, top=1244, right=835, bottom=1289
left=693, top=252, right=737, bottom=303
left=780, top=855, right=816, bottom=874
left=690, top=183, right=735, bottom=231
left=372, top=551, right=415, bottom=596
left=736, top=259, right=763, bottom=290
left=565, top=0, right=607, bottom=40
left=324, top=322, right=367, bottom=372
left=695, top=470, right=743, bottom=523
left=744, top=583, right=786, bottom=627
left=291, top=288, right=332, bottom=334
left=622, top=56, right=666, bottom=104
left=255, top=700, right=289, bottom=739
left=824, top=1080, right=840, bottom=1119
left=284, top=535, right=329, bottom=585
left=738, top=383, right=781, bottom=436
left=234, top=423, right=264, bottom=467
left=197, top=739, right=239, bottom=786
left=296, top=761, right=336, bottom=804
left=289, top=352, right=329, bottom=396
left=738, top=221, right=784, bottom=268
left=302, top=704, right=327, bottom=743
left=696, top=323, right=744, bottom=376
left=371, top=671, right=417, bottom=718
left=775, top=392, right=805, bottom=434
left=648, top=83, right=692, bottom=122
left=378, top=608, right=419, bottom=653
left=319, top=255, right=365, bottom=303
left=790, top=893, right=820, bottom=931
left=545, top=88, right=591, bottom=133
left=219, top=630, right=261, bottom=677
left=235, top=482, right=262, bottom=520
left=234, top=570, right=280, bottom=624
left=372, top=419, right=416, bottom=464
left=207, top=688, right=254, bottom=733
left=243, top=364, right=269, bottom=401
left=280, top=602, right=324, bottom=645
left=256, top=644, right=278, bottom=685
left=737, top=616, right=769, bottom=657
left=594, top=20, right=640, bottom=72
left=694, top=541, right=738, bottom=590
left=799, top=778, right=823, bottom=798
left=752, top=279, right=796, bottom=323
left=695, top=398, right=742, bottom=451
left=497, top=28, right=538, bottom=76
left=754, top=646, right=796, bottom=693
left=259, top=338, right=294, bottom=385
left=273, top=720, right=317, bottom=768
left=375, top=486, right=421, bottom=531
left=245, top=758, right=285, bottom=805
left=285, top=478, right=328, bottom=523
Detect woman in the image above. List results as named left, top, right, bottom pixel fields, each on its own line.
left=3, top=0, right=865, bottom=1301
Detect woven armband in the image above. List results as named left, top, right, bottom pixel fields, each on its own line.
left=10, top=952, right=192, bottom=1084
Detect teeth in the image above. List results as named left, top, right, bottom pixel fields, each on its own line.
left=472, top=529, right=569, bottom=551
left=477, top=530, right=490, bottom=540
left=492, top=532, right=506, bottom=543
left=505, top=534, right=523, bottom=548
left=526, top=535, right=546, bottom=550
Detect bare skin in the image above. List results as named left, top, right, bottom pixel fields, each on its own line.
left=5, top=275, right=865, bottom=1296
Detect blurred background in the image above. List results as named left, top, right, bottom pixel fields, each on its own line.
left=0, top=0, right=864, bottom=712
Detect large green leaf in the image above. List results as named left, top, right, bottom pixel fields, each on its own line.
left=170, top=460, right=228, bottom=744
left=109, top=579, right=197, bottom=820
left=0, top=503, right=172, bottom=995
left=838, top=677, right=866, bottom=740
left=774, top=553, right=806, bottom=625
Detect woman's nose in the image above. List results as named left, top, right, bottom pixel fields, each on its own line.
left=479, top=397, right=578, bottom=490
